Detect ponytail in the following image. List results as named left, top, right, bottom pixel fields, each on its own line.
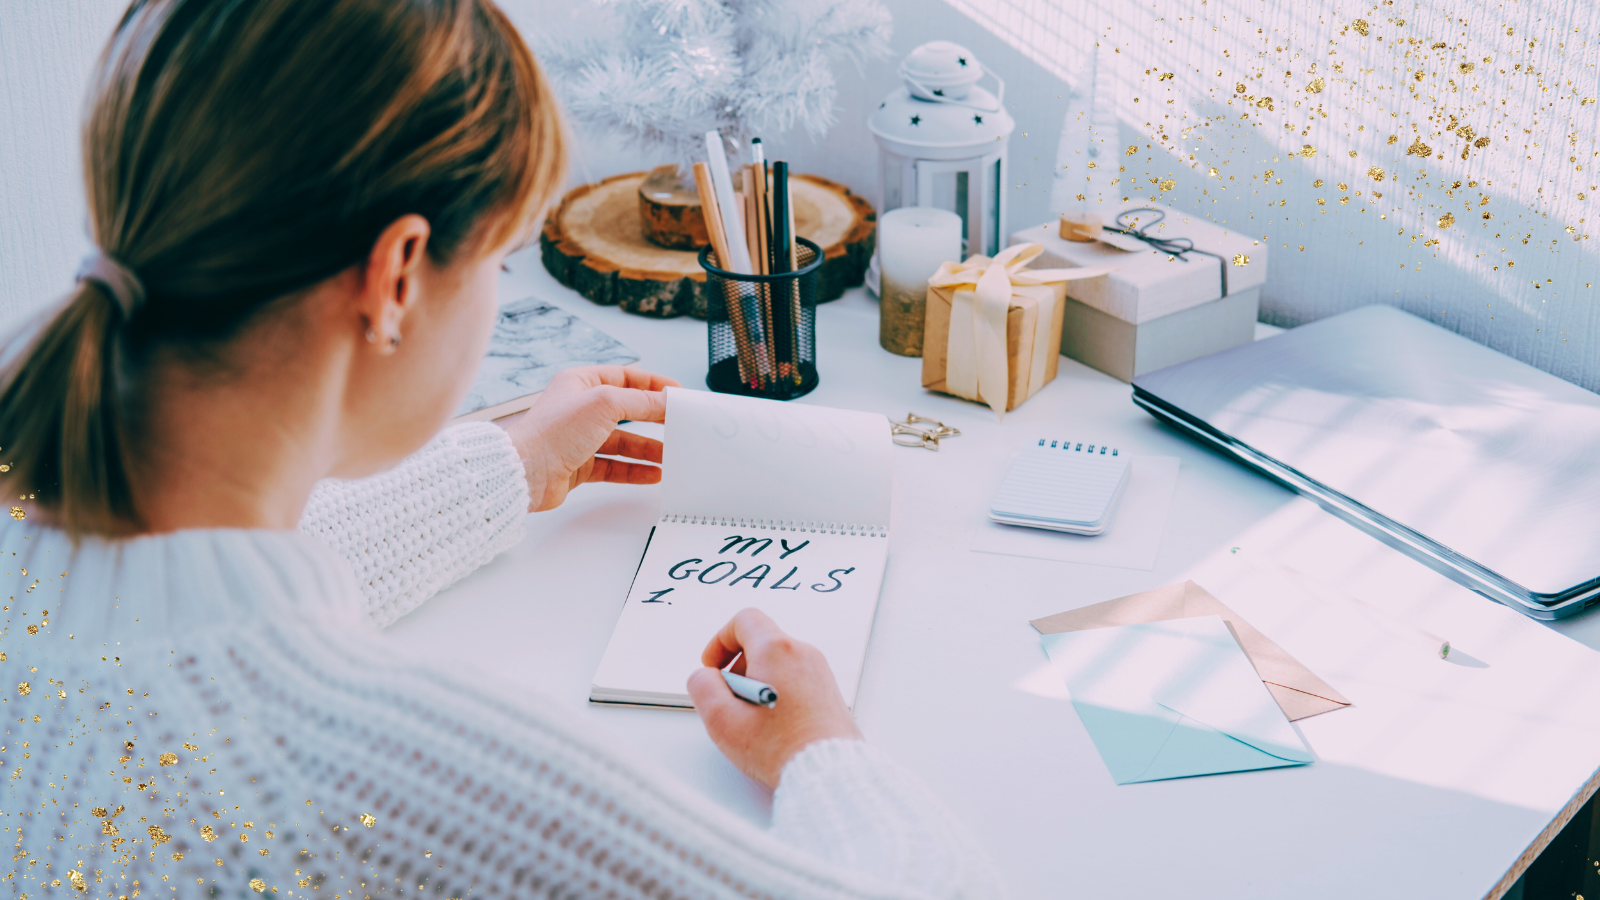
left=0, top=283, right=138, bottom=533
left=0, top=0, right=567, bottom=536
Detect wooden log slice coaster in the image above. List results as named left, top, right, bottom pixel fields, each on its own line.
left=541, top=170, right=875, bottom=319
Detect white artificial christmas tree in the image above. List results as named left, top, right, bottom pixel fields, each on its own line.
left=542, top=0, right=893, bottom=164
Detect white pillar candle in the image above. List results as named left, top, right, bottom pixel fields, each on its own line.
left=878, top=207, right=964, bottom=356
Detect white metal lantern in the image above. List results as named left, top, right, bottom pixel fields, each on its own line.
left=868, top=41, right=1014, bottom=265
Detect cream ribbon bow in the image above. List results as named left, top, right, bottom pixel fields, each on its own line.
left=928, top=243, right=1109, bottom=419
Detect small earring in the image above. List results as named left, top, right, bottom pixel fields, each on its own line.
left=389, top=333, right=402, bottom=348
left=365, top=328, right=378, bottom=343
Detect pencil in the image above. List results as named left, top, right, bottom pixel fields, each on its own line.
left=770, top=161, right=801, bottom=384
left=693, top=161, right=756, bottom=386
left=741, top=167, right=773, bottom=386
left=750, top=163, right=778, bottom=383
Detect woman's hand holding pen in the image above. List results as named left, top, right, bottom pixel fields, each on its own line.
left=687, top=608, right=863, bottom=788
left=497, top=365, right=679, bottom=512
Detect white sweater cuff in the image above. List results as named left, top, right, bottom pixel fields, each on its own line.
left=772, top=738, right=1006, bottom=900
left=299, top=421, right=528, bottom=627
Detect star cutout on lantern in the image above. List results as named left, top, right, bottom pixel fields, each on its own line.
left=958, top=57, right=968, bottom=66
left=910, top=115, right=921, bottom=125
left=973, top=114, right=984, bottom=124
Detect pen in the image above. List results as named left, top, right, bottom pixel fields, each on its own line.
left=721, top=669, right=778, bottom=708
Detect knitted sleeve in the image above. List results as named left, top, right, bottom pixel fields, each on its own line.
left=773, top=739, right=1005, bottom=897
left=298, top=421, right=528, bottom=627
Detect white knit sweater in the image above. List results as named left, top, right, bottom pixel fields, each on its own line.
left=2, top=422, right=1002, bottom=899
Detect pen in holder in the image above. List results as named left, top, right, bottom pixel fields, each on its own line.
left=699, top=236, right=821, bottom=400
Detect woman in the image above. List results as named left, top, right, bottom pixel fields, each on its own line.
left=0, top=1, right=1001, bottom=898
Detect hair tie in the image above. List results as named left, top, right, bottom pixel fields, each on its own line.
left=76, top=249, right=146, bottom=319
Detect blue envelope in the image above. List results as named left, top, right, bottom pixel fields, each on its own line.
left=1040, top=615, right=1314, bottom=784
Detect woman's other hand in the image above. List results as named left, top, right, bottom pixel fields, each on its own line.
left=497, top=366, right=678, bottom=511
left=687, top=608, right=863, bottom=788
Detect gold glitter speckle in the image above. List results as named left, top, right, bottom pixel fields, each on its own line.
left=26, top=624, right=37, bottom=635
left=68, top=869, right=87, bottom=892
left=171, top=851, right=184, bottom=860
left=1406, top=138, right=1432, bottom=157
left=102, top=821, right=119, bottom=836
left=148, top=825, right=171, bottom=846
left=1159, top=179, right=1175, bottom=191
left=1313, top=179, right=1325, bottom=188
left=1301, top=144, right=1317, bottom=158
left=360, top=813, right=377, bottom=827
left=91, top=806, right=108, bottom=817
left=1158, top=72, right=1174, bottom=81
left=249, top=878, right=266, bottom=893
left=1306, top=77, right=1325, bottom=94
left=1352, top=19, right=1370, bottom=36
left=9, top=507, right=23, bottom=521
left=240, top=833, right=249, bottom=842
left=1474, top=137, right=1490, bottom=148
left=16, top=681, right=28, bottom=696
left=1368, top=167, right=1386, bottom=182
left=1125, top=145, right=1138, bottom=156
left=1386, top=135, right=1399, bottom=145
left=1438, top=213, right=1456, bottom=229
left=1232, top=254, right=1250, bottom=267
left=1458, top=62, right=1475, bottom=74
left=159, top=753, right=178, bottom=767
left=200, top=825, right=217, bottom=842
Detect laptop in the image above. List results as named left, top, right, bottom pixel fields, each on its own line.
left=1132, top=304, right=1600, bottom=619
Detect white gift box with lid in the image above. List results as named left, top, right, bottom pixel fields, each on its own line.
left=1010, top=204, right=1266, bottom=381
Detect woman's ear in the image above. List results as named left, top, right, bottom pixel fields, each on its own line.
left=356, top=215, right=432, bottom=353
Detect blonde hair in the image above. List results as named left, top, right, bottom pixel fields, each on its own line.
left=0, top=0, right=567, bottom=535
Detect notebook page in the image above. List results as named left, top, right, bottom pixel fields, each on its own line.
left=992, top=441, right=1129, bottom=525
left=591, top=521, right=889, bottom=708
left=661, top=387, right=891, bottom=527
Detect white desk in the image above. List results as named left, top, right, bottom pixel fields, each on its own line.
left=385, top=251, right=1600, bottom=900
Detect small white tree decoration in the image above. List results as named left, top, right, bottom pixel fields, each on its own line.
left=542, top=0, right=893, bottom=164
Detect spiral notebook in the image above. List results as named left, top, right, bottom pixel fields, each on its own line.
left=590, top=387, right=892, bottom=710
left=989, top=438, right=1130, bottom=535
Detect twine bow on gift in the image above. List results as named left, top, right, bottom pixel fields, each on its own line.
left=1102, top=207, right=1229, bottom=300
left=928, top=243, right=1109, bottom=420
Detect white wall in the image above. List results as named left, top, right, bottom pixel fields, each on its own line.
left=6, top=0, right=1599, bottom=388
left=0, top=1, right=126, bottom=323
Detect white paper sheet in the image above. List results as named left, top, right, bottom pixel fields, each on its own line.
left=971, top=456, right=1179, bottom=570
left=591, top=521, right=889, bottom=708
left=1041, top=616, right=1312, bottom=783
left=662, top=387, right=892, bottom=527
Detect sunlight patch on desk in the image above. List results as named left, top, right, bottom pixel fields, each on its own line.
left=1180, top=511, right=1600, bottom=815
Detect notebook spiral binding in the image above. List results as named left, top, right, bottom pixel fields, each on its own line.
left=660, top=513, right=887, bottom=538
left=1036, top=438, right=1119, bottom=456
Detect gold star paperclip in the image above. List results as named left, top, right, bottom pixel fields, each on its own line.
left=889, top=413, right=961, bottom=451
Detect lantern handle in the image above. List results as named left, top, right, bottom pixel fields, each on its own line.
left=902, top=70, right=1006, bottom=112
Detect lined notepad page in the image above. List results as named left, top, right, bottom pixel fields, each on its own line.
left=991, top=439, right=1130, bottom=530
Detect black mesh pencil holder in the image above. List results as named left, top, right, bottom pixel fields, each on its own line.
left=699, top=236, right=821, bottom=400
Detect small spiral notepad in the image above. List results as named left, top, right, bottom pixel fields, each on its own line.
left=989, top=439, right=1131, bottom=535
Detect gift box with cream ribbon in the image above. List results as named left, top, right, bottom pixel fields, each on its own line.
left=1011, top=203, right=1266, bottom=382
left=920, top=243, right=1109, bottom=417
